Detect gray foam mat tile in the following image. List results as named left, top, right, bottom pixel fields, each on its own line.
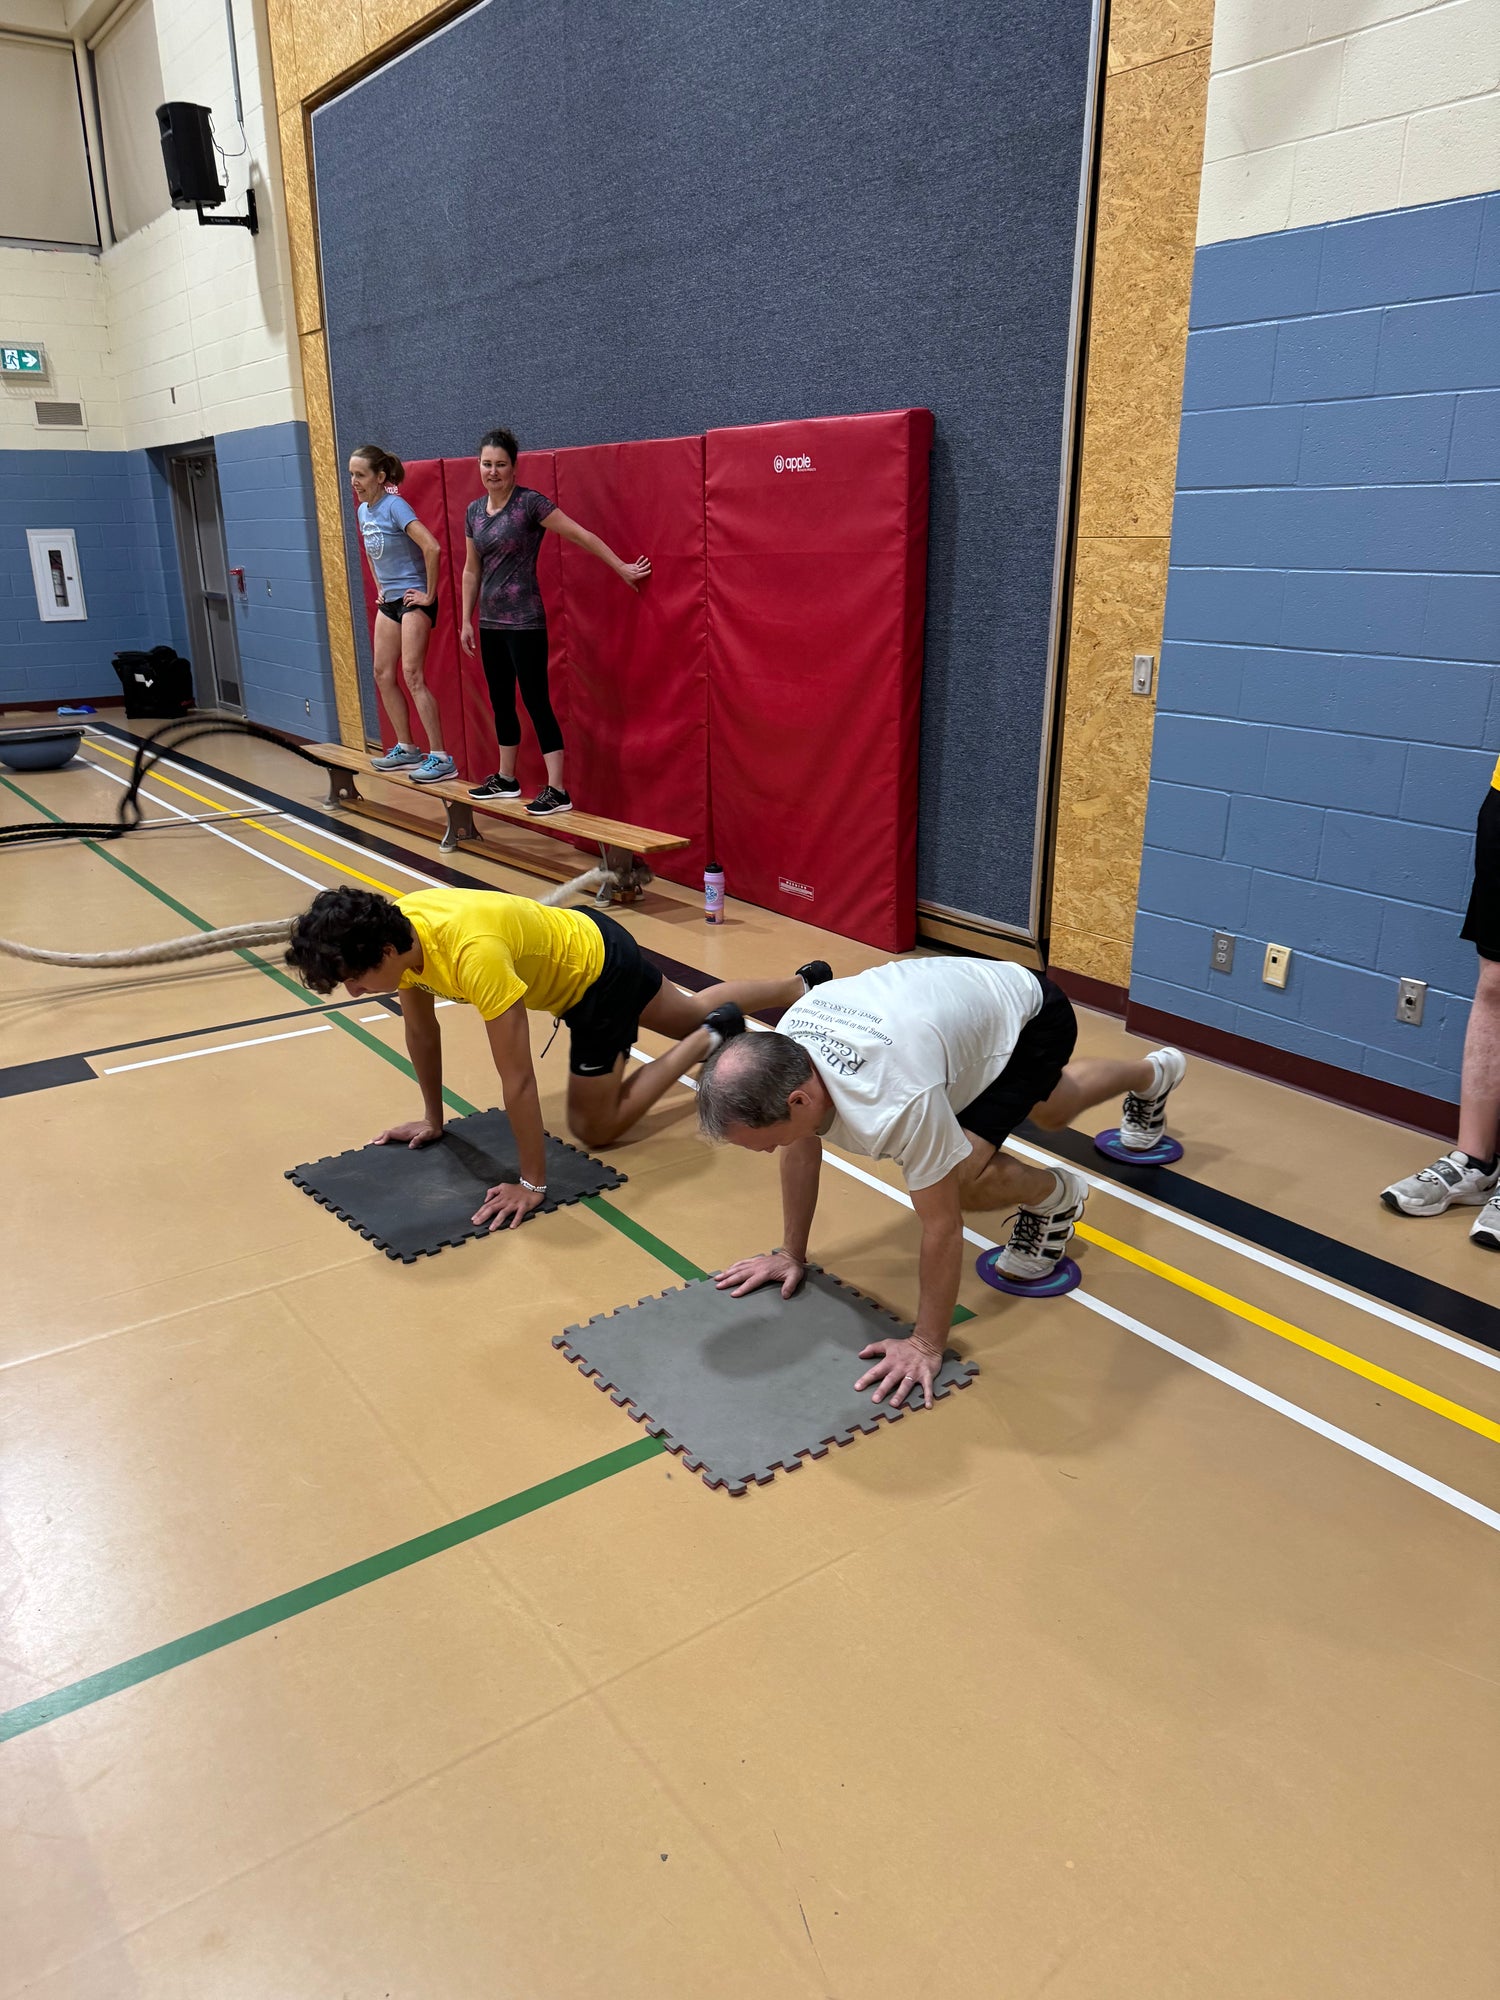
left=555, top=1266, right=977, bottom=1494
left=286, top=1107, right=625, bottom=1261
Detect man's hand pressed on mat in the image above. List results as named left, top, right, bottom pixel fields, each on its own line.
left=701, top=958, right=1187, bottom=1400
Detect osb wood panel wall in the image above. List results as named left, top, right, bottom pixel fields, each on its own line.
left=265, top=0, right=1214, bottom=922
left=1048, top=0, right=1214, bottom=992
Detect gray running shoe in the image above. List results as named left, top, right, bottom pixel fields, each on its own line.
left=1470, top=1196, right=1500, bottom=1250
left=1380, top=1150, right=1499, bottom=1216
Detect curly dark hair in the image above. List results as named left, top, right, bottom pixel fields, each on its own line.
left=285, top=886, right=414, bottom=994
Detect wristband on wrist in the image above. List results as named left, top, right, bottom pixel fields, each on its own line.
left=519, top=1177, right=547, bottom=1195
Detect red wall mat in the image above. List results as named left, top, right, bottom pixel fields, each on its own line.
left=704, top=408, right=933, bottom=951
left=443, top=451, right=568, bottom=795
left=356, top=459, right=468, bottom=770
left=553, top=435, right=707, bottom=888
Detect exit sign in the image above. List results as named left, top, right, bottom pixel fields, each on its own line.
left=1, top=345, right=45, bottom=375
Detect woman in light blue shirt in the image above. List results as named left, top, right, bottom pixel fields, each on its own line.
left=350, top=445, right=454, bottom=783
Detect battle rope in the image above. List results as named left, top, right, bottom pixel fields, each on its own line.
left=0, top=716, right=627, bottom=961
left=0, top=715, right=329, bottom=849
left=0, top=868, right=617, bottom=969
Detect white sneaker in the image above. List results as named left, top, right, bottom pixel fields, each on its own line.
left=1381, top=1151, right=1499, bottom=1217
left=996, top=1166, right=1088, bottom=1281
left=1117, top=1048, right=1187, bottom=1152
left=1470, top=1196, right=1500, bottom=1250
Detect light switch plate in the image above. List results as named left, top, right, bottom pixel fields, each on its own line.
left=1396, top=977, right=1426, bottom=1025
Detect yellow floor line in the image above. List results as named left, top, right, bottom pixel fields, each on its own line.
left=1078, top=1219, right=1500, bottom=1445
left=91, top=740, right=1500, bottom=1449
left=88, top=739, right=405, bottom=896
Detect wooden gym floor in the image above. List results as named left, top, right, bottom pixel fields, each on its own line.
left=1, top=716, right=1496, bottom=1998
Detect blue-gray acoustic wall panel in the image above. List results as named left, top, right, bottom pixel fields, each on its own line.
left=311, top=0, right=1098, bottom=933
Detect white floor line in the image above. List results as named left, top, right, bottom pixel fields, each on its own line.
left=80, top=759, right=325, bottom=893
left=95, top=742, right=1498, bottom=1377
left=1072, top=1288, right=1500, bottom=1534
left=102, top=1023, right=332, bottom=1074
left=359, top=1013, right=390, bottom=1024
left=83, top=753, right=1492, bottom=1377
left=87, top=735, right=446, bottom=887
left=1005, top=1132, right=1500, bottom=1378
left=631, top=1045, right=1499, bottom=1535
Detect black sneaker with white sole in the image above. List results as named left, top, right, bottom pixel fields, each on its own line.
left=796, top=959, right=832, bottom=993
left=526, top=785, right=573, bottom=816
left=704, top=1001, right=746, bottom=1049
left=469, top=772, right=521, bottom=801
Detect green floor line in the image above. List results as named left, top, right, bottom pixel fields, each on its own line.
left=0, top=1438, right=664, bottom=1744
left=0, top=770, right=970, bottom=1743
left=0, top=774, right=706, bottom=1277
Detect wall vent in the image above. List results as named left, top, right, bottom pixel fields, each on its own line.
left=34, top=400, right=85, bottom=428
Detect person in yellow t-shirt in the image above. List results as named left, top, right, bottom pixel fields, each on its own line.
left=285, top=885, right=823, bottom=1231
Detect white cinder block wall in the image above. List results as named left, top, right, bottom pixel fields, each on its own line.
left=101, top=0, right=302, bottom=445
left=0, top=249, right=120, bottom=450
left=1199, top=0, right=1500, bottom=243
left=0, top=0, right=336, bottom=730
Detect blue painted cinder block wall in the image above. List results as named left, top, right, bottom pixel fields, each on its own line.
left=1137, top=191, right=1500, bottom=1106
left=0, top=448, right=184, bottom=703
left=217, top=421, right=338, bottom=741
left=0, top=420, right=335, bottom=740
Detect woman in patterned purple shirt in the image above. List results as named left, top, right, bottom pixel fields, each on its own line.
left=460, top=427, right=651, bottom=816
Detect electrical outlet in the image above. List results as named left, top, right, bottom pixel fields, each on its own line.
left=1396, top=977, right=1427, bottom=1026
left=1263, top=943, right=1291, bottom=990
left=1211, top=931, right=1236, bottom=973
left=1132, top=652, right=1155, bottom=696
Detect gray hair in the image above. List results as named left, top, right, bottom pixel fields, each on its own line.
left=697, top=1032, right=815, bottom=1141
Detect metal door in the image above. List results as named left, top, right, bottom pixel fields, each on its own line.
left=169, top=450, right=242, bottom=710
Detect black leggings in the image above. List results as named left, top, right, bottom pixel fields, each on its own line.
left=480, top=627, right=563, bottom=756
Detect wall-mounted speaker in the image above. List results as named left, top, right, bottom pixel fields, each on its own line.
left=156, top=102, right=225, bottom=209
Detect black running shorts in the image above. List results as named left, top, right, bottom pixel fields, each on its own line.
left=956, top=975, right=1078, bottom=1149
left=562, top=911, right=664, bottom=1077
left=377, top=596, right=438, bottom=624
left=1461, top=786, right=1500, bottom=963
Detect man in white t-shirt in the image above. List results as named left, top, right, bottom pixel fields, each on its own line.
left=697, top=959, right=1185, bottom=1410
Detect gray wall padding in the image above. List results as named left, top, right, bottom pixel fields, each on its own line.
left=311, top=0, right=1097, bottom=933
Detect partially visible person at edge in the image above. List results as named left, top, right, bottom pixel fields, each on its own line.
left=349, top=446, right=454, bottom=786
left=460, top=426, right=651, bottom=818
left=1382, top=752, right=1500, bottom=1249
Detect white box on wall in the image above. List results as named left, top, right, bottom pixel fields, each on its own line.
left=26, top=529, right=87, bottom=622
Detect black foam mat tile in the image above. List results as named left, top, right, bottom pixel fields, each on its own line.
left=287, top=1107, right=625, bottom=1261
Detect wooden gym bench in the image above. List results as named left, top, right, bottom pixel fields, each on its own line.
left=304, top=742, right=688, bottom=904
